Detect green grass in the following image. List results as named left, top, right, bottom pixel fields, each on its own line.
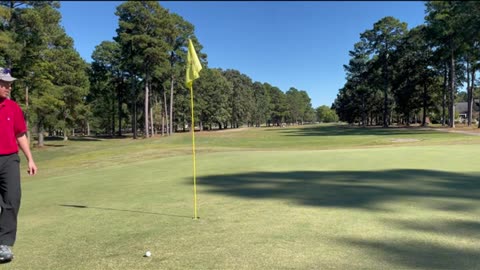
left=6, top=124, right=480, bottom=269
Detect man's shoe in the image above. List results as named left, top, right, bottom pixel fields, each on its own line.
left=0, top=245, right=13, bottom=263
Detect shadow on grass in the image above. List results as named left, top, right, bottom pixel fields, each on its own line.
left=337, top=237, right=480, bottom=269
left=337, top=218, right=480, bottom=269
left=69, top=137, right=102, bottom=141
left=197, top=169, right=480, bottom=269
left=43, top=144, right=65, bottom=147
left=268, top=125, right=457, bottom=137
left=44, top=136, right=65, bottom=141
left=197, top=169, right=480, bottom=209
left=385, top=219, right=480, bottom=239
left=59, top=204, right=191, bottom=219
left=44, top=136, right=102, bottom=142
left=44, top=136, right=129, bottom=142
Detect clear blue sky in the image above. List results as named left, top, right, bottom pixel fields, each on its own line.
left=58, top=1, right=427, bottom=108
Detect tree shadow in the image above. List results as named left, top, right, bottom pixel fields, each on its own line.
left=44, top=136, right=102, bottom=142
left=266, top=125, right=463, bottom=137
left=56, top=169, right=479, bottom=267
left=384, top=219, right=480, bottom=239
left=59, top=204, right=191, bottom=219
left=72, top=135, right=132, bottom=140
left=336, top=237, right=480, bottom=269
left=43, top=144, right=65, bottom=147
left=69, top=137, right=102, bottom=141
left=44, top=136, right=129, bottom=142
left=44, top=136, right=65, bottom=141
left=196, top=169, right=480, bottom=268
left=196, top=169, right=480, bottom=210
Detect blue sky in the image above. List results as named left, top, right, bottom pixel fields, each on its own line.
left=59, top=1, right=427, bottom=108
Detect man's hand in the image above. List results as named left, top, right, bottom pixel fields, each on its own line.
left=27, top=160, right=37, bottom=175
left=16, top=133, right=37, bottom=176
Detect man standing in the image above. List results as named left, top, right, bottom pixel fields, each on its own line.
left=0, top=67, right=37, bottom=263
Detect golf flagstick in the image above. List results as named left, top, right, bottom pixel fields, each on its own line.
left=186, top=39, right=202, bottom=220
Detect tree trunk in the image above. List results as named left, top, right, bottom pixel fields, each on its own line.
left=111, top=98, right=115, bottom=136
left=133, top=102, right=137, bottom=139
left=144, top=79, right=149, bottom=138
left=63, top=113, right=68, bottom=141
left=449, top=49, right=455, bottom=128
left=162, top=110, right=165, bottom=136
left=169, top=75, right=175, bottom=136
left=163, top=90, right=169, bottom=135
left=361, top=96, right=366, bottom=127
left=150, top=103, right=154, bottom=136
left=118, top=85, right=122, bottom=137
left=470, top=67, right=480, bottom=127
left=467, top=64, right=472, bottom=126
left=87, top=120, right=90, bottom=136
left=132, top=79, right=137, bottom=139
left=422, top=83, right=427, bottom=127
left=37, top=121, right=44, bottom=147
left=383, top=53, right=389, bottom=128
left=442, top=64, right=447, bottom=127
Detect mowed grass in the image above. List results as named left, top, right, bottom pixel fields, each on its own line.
left=6, top=124, right=480, bottom=269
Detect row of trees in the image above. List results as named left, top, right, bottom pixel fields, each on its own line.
left=0, top=1, right=90, bottom=146
left=88, top=1, right=323, bottom=138
left=1, top=1, right=336, bottom=146
left=334, top=1, right=480, bottom=128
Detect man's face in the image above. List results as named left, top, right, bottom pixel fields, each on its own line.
left=0, top=80, right=12, bottom=99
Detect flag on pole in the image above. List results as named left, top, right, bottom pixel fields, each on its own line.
left=185, top=39, right=202, bottom=220
left=186, top=39, right=202, bottom=89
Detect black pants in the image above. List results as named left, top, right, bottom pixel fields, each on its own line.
left=0, top=154, right=21, bottom=246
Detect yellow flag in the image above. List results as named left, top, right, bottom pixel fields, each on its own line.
left=185, top=39, right=202, bottom=88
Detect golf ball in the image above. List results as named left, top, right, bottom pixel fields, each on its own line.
left=145, top=251, right=152, bottom=257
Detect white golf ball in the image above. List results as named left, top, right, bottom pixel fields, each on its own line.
left=145, top=251, right=152, bottom=257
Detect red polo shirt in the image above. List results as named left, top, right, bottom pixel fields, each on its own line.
left=0, top=98, right=27, bottom=155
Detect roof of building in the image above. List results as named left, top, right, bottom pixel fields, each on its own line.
left=455, top=100, right=480, bottom=114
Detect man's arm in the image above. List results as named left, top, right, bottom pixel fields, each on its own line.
left=16, top=134, right=37, bottom=175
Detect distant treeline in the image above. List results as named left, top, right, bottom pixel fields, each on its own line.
left=335, top=1, right=480, bottom=128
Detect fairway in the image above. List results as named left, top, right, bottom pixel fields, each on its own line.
left=7, top=125, right=480, bottom=269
